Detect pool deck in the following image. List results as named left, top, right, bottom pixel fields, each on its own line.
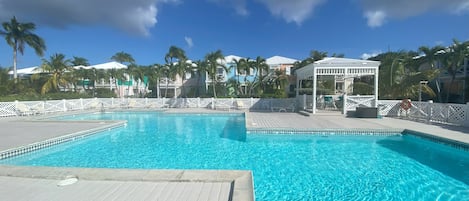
left=0, top=108, right=468, bottom=200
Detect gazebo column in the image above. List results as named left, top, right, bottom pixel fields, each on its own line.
left=374, top=69, right=379, bottom=107
left=312, top=69, right=317, bottom=114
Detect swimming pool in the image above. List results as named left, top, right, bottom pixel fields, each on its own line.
left=1, top=111, right=468, bottom=200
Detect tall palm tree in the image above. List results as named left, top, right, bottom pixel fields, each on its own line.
left=251, top=56, right=269, bottom=95
left=1, top=16, right=46, bottom=83
left=37, top=53, right=72, bottom=94
left=165, top=46, right=188, bottom=97
left=193, top=60, right=208, bottom=97
left=145, top=64, right=164, bottom=98
left=233, top=58, right=248, bottom=95
left=440, top=39, right=469, bottom=102
left=162, top=63, right=176, bottom=97
left=108, top=68, right=126, bottom=97
left=418, top=45, right=444, bottom=101
left=129, top=65, right=147, bottom=97
left=71, top=56, right=90, bottom=67
left=205, top=50, right=225, bottom=98
left=111, top=51, right=135, bottom=65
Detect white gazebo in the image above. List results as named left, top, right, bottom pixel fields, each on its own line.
left=295, top=57, right=380, bottom=114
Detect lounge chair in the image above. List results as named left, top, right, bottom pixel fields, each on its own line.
left=234, top=100, right=245, bottom=110
left=16, top=103, right=35, bottom=116
left=126, top=100, right=138, bottom=108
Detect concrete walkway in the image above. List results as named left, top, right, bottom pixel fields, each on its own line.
left=0, top=109, right=468, bottom=200
left=245, top=111, right=469, bottom=144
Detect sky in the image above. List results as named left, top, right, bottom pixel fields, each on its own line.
left=0, top=0, right=468, bottom=69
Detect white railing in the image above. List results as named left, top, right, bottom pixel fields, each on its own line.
left=347, top=98, right=469, bottom=127
left=0, top=97, right=299, bottom=117
left=377, top=100, right=469, bottom=126
left=344, top=95, right=376, bottom=112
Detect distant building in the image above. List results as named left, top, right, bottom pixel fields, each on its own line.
left=266, top=55, right=298, bottom=75
left=9, top=61, right=148, bottom=98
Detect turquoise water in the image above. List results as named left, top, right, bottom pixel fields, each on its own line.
left=1, top=112, right=469, bottom=200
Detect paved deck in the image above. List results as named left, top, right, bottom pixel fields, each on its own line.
left=0, top=108, right=468, bottom=200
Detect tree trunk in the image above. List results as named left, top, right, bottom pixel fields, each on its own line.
left=435, top=79, right=442, bottom=102
left=165, top=79, right=169, bottom=97
left=13, top=43, right=18, bottom=84
left=156, top=78, right=160, bottom=98
left=212, top=75, right=217, bottom=98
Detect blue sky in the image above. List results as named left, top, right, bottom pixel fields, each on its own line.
left=0, top=0, right=468, bottom=68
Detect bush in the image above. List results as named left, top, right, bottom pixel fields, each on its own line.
left=95, top=88, right=117, bottom=98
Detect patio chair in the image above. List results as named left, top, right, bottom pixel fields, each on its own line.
left=234, top=100, right=245, bottom=110
left=323, top=96, right=337, bottom=110
left=126, top=100, right=138, bottom=108
left=16, top=103, right=35, bottom=116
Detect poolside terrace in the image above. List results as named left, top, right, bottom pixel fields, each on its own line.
left=0, top=108, right=467, bottom=200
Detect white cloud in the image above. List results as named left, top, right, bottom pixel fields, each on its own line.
left=207, top=0, right=249, bottom=16
left=360, top=0, right=469, bottom=27
left=364, top=10, right=386, bottom=28
left=209, top=0, right=325, bottom=24
left=184, top=36, right=194, bottom=48
left=361, top=50, right=382, bottom=60
left=0, top=0, right=179, bottom=36
left=256, top=0, right=325, bottom=25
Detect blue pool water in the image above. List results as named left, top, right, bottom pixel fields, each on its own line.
left=1, top=112, right=469, bottom=200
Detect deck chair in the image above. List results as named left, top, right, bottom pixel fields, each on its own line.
left=126, top=100, right=137, bottom=108
left=16, top=103, right=34, bottom=116
left=323, top=96, right=337, bottom=109
left=234, top=100, right=245, bottom=110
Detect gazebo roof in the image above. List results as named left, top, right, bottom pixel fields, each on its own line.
left=296, top=57, right=380, bottom=80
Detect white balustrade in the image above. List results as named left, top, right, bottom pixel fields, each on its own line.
left=1, top=97, right=467, bottom=127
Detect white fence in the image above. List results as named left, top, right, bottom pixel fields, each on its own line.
left=376, top=100, right=469, bottom=126
left=2, top=97, right=467, bottom=127
left=0, top=97, right=299, bottom=117
left=343, top=96, right=469, bottom=127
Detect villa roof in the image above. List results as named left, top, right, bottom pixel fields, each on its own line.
left=221, top=55, right=244, bottom=64
left=81, top=61, right=127, bottom=70
left=266, top=56, right=298, bottom=65
left=9, top=61, right=128, bottom=75
left=8, top=66, right=42, bottom=75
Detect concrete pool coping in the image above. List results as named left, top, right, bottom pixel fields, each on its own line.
left=0, top=108, right=468, bottom=200
left=0, top=166, right=254, bottom=201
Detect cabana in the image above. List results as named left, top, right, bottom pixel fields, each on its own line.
left=295, top=57, right=380, bottom=114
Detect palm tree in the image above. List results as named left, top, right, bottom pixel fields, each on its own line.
left=145, top=64, right=164, bottom=98
left=418, top=45, right=444, bottom=101
left=1, top=16, right=46, bottom=83
left=271, top=69, right=289, bottom=91
left=310, top=50, right=328, bottom=61
left=71, top=56, right=90, bottom=66
left=440, top=39, right=469, bottom=102
left=193, top=60, right=208, bottom=97
left=165, top=46, right=188, bottom=97
left=205, top=50, right=225, bottom=98
left=250, top=56, right=269, bottom=95
left=111, top=51, right=135, bottom=65
left=162, top=64, right=176, bottom=97
left=129, top=65, right=147, bottom=97
left=232, top=58, right=248, bottom=95
left=37, top=53, right=72, bottom=95
left=108, top=68, right=126, bottom=97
